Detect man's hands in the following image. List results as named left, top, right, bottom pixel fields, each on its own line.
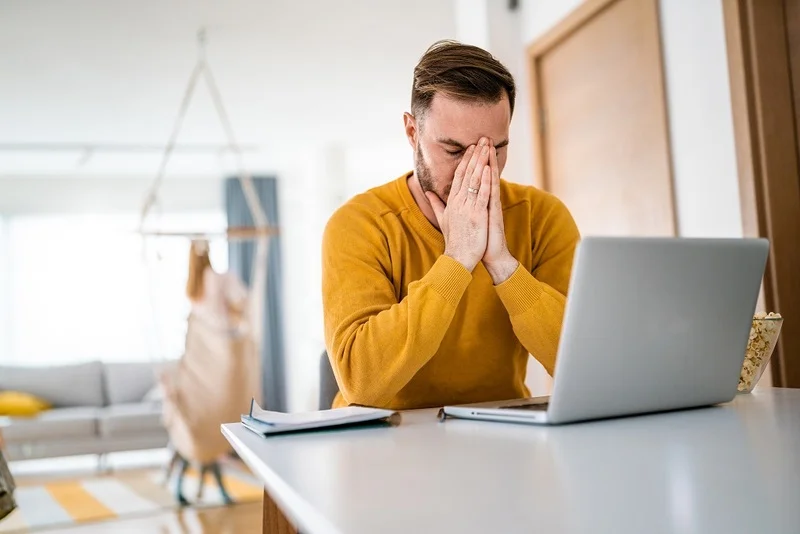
left=482, top=141, right=519, bottom=285
left=426, top=139, right=492, bottom=272
left=426, top=137, right=519, bottom=284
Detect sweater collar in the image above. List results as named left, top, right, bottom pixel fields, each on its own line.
left=396, top=172, right=445, bottom=246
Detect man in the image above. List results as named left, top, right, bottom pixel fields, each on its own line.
left=322, top=40, right=579, bottom=410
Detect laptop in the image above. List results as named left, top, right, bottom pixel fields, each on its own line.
left=442, top=237, right=769, bottom=425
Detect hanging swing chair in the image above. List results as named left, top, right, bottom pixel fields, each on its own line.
left=138, top=28, right=277, bottom=506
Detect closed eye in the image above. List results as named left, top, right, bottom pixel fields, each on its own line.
left=446, top=149, right=501, bottom=156
left=453, top=149, right=499, bottom=158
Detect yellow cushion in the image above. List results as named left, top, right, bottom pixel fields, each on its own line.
left=0, top=391, right=52, bottom=417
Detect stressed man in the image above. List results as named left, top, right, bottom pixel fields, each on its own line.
left=322, top=40, right=580, bottom=409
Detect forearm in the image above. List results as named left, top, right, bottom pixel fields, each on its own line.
left=495, top=264, right=567, bottom=375
left=326, top=256, right=472, bottom=407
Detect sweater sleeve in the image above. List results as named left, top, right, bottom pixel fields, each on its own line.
left=322, top=205, right=472, bottom=407
left=494, top=198, right=580, bottom=375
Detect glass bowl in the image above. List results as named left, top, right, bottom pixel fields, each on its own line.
left=738, top=313, right=783, bottom=393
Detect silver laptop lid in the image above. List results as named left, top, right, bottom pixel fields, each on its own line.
left=547, top=237, right=768, bottom=424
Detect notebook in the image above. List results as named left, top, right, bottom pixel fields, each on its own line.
left=241, top=399, right=401, bottom=436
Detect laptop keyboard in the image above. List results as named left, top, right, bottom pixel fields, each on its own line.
left=498, top=401, right=549, bottom=411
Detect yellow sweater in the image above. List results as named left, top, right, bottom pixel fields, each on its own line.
left=322, top=172, right=580, bottom=410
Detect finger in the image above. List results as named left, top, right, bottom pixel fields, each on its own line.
left=450, top=145, right=475, bottom=198
left=490, top=145, right=501, bottom=209
left=475, top=166, right=492, bottom=208
left=425, top=191, right=446, bottom=227
left=489, top=140, right=500, bottom=182
left=468, top=141, right=491, bottom=193
left=463, top=138, right=487, bottom=193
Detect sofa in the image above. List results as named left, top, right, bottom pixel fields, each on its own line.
left=0, top=361, right=171, bottom=462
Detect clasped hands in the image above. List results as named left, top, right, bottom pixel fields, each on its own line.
left=425, top=137, right=519, bottom=285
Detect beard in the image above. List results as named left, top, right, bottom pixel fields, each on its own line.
left=415, top=143, right=451, bottom=205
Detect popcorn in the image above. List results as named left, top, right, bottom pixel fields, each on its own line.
left=739, top=312, right=783, bottom=392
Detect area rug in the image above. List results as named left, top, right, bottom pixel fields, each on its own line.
left=0, top=463, right=262, bottom=532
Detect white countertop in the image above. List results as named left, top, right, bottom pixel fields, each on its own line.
left=222, top=388, right=800, bottom=534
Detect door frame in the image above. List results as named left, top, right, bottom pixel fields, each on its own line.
left=723, top=0, right=800, bottom=388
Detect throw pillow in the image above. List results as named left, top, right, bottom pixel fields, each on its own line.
left=0, top=391, right=52, bottom=417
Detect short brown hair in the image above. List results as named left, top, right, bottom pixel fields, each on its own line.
left=186, top=239, right=211, bottom=302
left=411, top=40, right=516, bottom=121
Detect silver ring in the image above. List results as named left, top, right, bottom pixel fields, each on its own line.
left=467, top=187, right=479, bottom=194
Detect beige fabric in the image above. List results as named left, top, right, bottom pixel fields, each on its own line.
left=192, top=267, right=249, bottom=330
left=160, top=270, right=260, bottom=464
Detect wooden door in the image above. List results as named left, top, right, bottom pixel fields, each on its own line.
left=528, top=0, right=676, bottom=237
left=724, top=0, right=800, bottom=388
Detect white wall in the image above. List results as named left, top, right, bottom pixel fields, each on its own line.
left=454, top=0, right=491, bottom=50
left=520, top=0, right=584, bottom=44
left=659, top=0, right=742, bottom=238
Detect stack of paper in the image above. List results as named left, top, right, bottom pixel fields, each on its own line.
left=241, top=399, right=400, bottom=436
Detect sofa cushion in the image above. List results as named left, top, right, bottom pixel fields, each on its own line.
left=0, top=391, right=52, bottom=416
left=0, top=407, right=98, bottom=442
left=0, top=362, right=104, bottom=408
left=103, top=362, right=161, bottom=405
left=97, top=403, right=163, bottom=437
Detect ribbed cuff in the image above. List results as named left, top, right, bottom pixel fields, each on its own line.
left=495, top=263, right=543, bottom=316
left=424, top=255, right=473, bottom=308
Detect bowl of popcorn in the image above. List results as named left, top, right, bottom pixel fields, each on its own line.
left=738, top=312, right=783, bottom=393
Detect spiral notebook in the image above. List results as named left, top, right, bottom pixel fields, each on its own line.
left=241, top=399, right=401, bottom=436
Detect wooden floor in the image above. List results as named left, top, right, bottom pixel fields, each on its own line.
left=30, top=500, right=262, bottom=534
left=4, top=452, right=263, bottom=534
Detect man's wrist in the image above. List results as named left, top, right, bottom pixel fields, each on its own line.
left=444, top=250, right=478, bottom=272
left=484, top=253, right=519, bottom=285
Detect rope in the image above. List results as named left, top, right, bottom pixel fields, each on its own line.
left=202, top=60, right=269, bottom=228
left=139, top=60, right=204, bottom=232
left=138, top=27, right=269, bottom=232
left=195, top=29, right=270, bottom=359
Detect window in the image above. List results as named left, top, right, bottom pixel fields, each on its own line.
left=2, top=212, right=228, bottom=365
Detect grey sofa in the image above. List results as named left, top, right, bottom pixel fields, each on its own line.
left=0, top=361, right=170, bottom=461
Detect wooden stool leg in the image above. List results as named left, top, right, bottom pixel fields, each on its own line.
left=210, top=462, right=233, bottom=505
left=262, top=489, right=297, bottom=534
left=163, top=445, right=180, bottom=486
left=175, top=456, right=190, bottom=507
left=196, top=464, right=209, bottom=501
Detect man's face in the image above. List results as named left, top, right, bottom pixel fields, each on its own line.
left=409, top=93, right=511, bottom=204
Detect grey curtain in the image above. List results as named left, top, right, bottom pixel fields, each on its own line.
left=225, top=177, right=286, bottom=412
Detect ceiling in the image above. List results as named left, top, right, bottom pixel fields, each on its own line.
left=0, top=0, right=456, bottom=176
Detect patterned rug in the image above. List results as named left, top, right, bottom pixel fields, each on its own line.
left=0, top=463, right=262, bottom=532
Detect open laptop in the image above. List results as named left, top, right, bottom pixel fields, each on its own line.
left=442, top=237, right=769, bottom=425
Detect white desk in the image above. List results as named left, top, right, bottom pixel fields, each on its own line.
left=222, top=388, right=800, bottom=534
